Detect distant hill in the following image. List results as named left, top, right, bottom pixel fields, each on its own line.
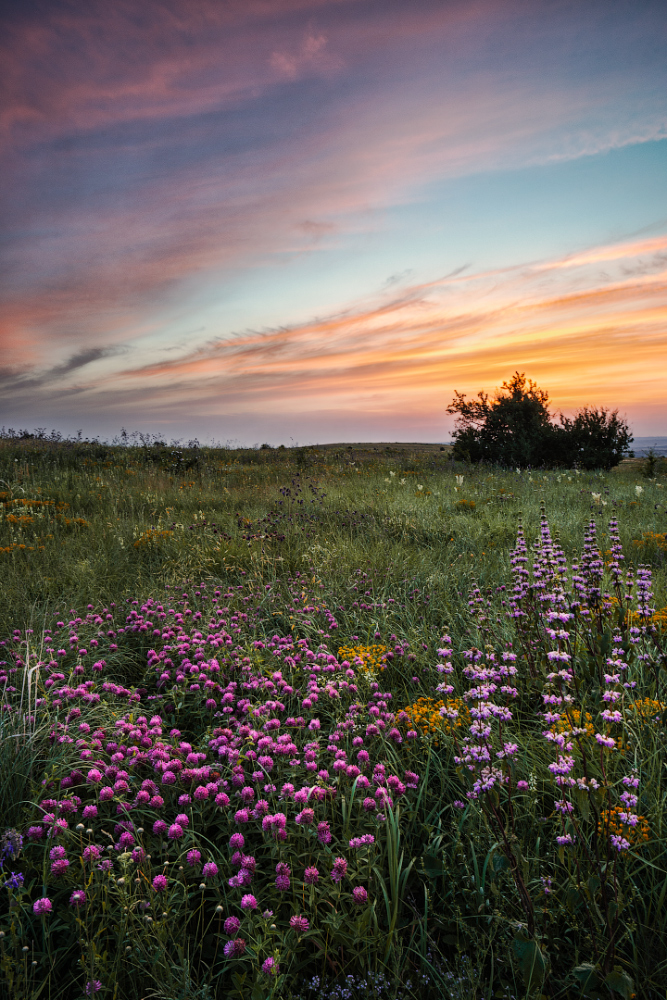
left=632, top=436, right=667, bottom=456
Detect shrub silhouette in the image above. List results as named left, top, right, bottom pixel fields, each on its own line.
left=447, top=372, right=632, bottom=469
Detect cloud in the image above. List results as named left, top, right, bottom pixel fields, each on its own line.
left=269, top=30, right=344, bottom=81
left=0, top=346, right=123, bottom=395
left=10, top=233, right=659, bottom=428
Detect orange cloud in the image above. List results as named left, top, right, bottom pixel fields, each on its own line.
left=22, top=235, right=660, bottom=434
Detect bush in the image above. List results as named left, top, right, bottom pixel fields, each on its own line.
left=447, top=372, right=632, bottom=468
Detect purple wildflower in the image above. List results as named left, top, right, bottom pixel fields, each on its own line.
left=290, top=915, right=309, bottom=932
left=152, top=874, right=168, bottom=892
left=330, top=857, right=347, bottom=883
left=224, top=916, right=241, bottom=936
left=223, top=938, right=246, bottom=957
left=262, top=956, right=279, bottom=976
left=69, top=889, right=86, bottom=907
left=33, top=897, right=53, bottom=915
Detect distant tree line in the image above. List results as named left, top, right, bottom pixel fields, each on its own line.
left=446, top=372, right=633, bottom=469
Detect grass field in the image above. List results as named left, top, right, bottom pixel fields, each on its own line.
left=1, top=436, right=666, bottom=999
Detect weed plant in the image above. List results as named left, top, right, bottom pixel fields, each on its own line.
left=0, top=437, right=666, bottom=999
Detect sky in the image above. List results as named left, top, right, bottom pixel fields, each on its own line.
left=1, top=0, right=667, bottom=445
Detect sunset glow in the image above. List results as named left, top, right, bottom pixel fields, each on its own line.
left=2, top=0, right=666, bottom=443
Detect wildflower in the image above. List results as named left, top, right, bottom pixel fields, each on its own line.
left=352, top=886, right=368, bottom=905
left=82, top=805, right=98, bottom=820
left=1, top=829, right=23, bottom=861
left=275, top=861, right=290, bottom=891
left=153, top=820, right=168, bottom=836
left=49, top=845, right=66, bottom=860
left=203, top=861, right=219, bottom=878
left=33, top=897, right=53, bottom=915
left=168, top=823, right=184, bottom=840
left=295, top=808, right=315, bottom=825
left=51, top=858, right=70, bottom=876
left=331, top=857, right=347, bottom=883
left=3, top=872, right=24, bottom=888
left=262, top=957, right=279, bottom=976
left=86, top=768, right=103, bottom=784
left=224, top=916, right=241, bottom=935
left=152, top=875, right=168, bottom=892
left=69, top=889, right=86, bottom=907
left=304, top=866, right=319, bottom=884
left=290, top=915, right=309, bottom=932
left=187, top=849, right=201, bottom=867
left=317, top=821, right=331, bottom=845
left=349, top=834, right=375, bottom=848
left=556, top=834, right=574, bottom=847
left=240, top=893, right=257, bottom=910
left=223, top=938, right=246, bottom=957
left=230, top=833, right=245, bottom=851
left=85, top=982, right=102, bottom=995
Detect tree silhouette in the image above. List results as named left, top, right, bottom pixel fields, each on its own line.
left=447, top=373, right=632, bottom=469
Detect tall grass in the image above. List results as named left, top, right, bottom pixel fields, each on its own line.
left=0, top=437, right=665, bottom=998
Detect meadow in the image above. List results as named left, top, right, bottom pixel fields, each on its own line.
left=0, top=435, right=666, bottom=1000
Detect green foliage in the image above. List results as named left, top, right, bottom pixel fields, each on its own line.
left=447, top=372, right=633, bottom=469
left=0, top=435, right=666, bottom=998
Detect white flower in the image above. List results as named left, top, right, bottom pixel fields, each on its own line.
left=635, top=485, right=644, bottom=496
left=417, top=484, right=424, bottom=491
left=384, top=478, right=391, bottom=483
left=591, top=493, right=601, bottom=503
left=455, top=475, right=464, bottom=486
left=399, top=479, right=406, bottom=485
left=389, top=471, right=396, bottom=477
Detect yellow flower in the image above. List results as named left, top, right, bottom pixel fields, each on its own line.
left=338, top=645, right=388, bottom=676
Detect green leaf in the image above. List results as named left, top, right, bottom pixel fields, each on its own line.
left=573, top=786, right=591, bottom=822
left=512, top=930, right=549, bottom=990
left=604, top=969, right=635, bottom=1000
left=572, top=963, right=601, bottom=990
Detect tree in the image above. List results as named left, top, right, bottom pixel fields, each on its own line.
left=554, top=407, right=633, bottom=470
left=447, top=372, right=553, bottom=467
left=446, top=373, right=632, bottom=469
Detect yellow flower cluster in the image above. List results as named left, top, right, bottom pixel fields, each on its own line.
left=632, top=531, right=667, bottom=553
left=338, top=645, right=388, bottom=675
left=0, top=543, right=46, bottom=554
left=1, top=498, right=68, bottom=509
left=6, top=514, right=34, bottom=526
left=625, top=605, right=667, bottom=629
left=599, top=805, right=650, bottom=845
left=401, top=696, right=470, bottom=743
left=133, top=528, right=174, bottom=549
left=551, top=709, right=595, bottom=740
left=627, top=698, right=665, bottom=721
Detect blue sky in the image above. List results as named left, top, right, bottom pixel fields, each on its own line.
left=1, top=0, right=666, bottom=443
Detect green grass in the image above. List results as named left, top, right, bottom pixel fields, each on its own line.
left=0, top=437, right=666, bottom=999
